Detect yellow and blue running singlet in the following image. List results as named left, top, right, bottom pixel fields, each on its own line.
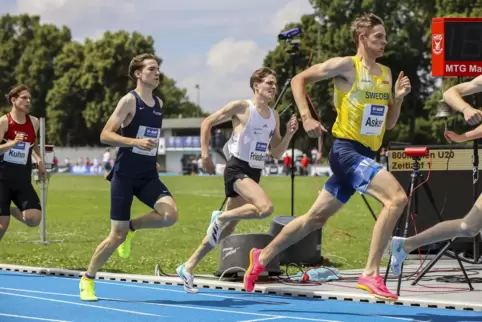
left=324, top=56, right=392, bottom=203
left=332, top=55, right=392, bottom=152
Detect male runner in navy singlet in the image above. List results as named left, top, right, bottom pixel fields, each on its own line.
left=0, top=85, right=46, bottom=241
left=80, top=54, right=178, bottom=301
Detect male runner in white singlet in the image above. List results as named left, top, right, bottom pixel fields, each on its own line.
left=176, top=67, right=298, bottom=293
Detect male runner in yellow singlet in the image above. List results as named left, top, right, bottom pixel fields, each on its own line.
left=243, top=13, right=411, bottom=301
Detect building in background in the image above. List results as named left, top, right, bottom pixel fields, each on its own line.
left=50, top=117, right=332, bottom=177
left=159, top=117, right=232, bottom=174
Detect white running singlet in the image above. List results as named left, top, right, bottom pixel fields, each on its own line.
left=226, top=100, right=276, bottom=169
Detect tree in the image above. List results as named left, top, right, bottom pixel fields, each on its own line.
left=0, top=14, right=41, bottom=113
left=80, top=30, right=157, bottom=136
left=1, top=13, right=205, bottom=146
left=15, top=23, right=71, bottom=118
left=158, top=76, right=204, bottom=118
left=46, top=42, right=88, bottom=146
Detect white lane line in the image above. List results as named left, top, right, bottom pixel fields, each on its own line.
left=95, top=280, right=287, bottom=305
left=0, top=287, right=338, bottom=322
left=0, top=313, right=70, bottom=322
left=377, top=316, right=431, bottom=322
left=0, top=291, right=165, bottom=318
left=237, top=317, right=286, bottom=322
left=9, top=272, right=289, bottom=305
left=91, top=280, right=432, bottom=321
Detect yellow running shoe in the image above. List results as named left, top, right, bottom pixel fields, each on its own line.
left=79, top=276, right=98, bottom=301
left=117, top=230, right=135, bottom=259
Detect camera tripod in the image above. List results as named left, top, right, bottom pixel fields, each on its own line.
left=382, top=152, right=473, bottom=295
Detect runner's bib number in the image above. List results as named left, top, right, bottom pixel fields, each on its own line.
left=132, top=126, right=160, bottom=156
left=360, top=104, right=387, bottom=136
left=3, top=141, right=30, bottom=165
left=249, top=141, right=268, bottom=169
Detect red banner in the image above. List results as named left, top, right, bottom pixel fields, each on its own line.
left=431, top=17, right=482, bottom=77
left=431, top=19, right=445, bottom=77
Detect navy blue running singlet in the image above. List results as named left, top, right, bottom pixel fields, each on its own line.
left=110, top=90, right=163, bottom=179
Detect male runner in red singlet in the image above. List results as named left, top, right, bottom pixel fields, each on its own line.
left=0, top=84, right=46, bottom=241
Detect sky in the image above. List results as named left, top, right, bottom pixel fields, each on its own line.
left=1, top=0, right=315, bottom=113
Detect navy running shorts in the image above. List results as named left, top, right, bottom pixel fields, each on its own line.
left=109, top=173, right=172, bottom=221
left=324, top=138, right=384, bottom=204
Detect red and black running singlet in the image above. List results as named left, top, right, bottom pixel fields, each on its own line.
left=0, top=113, right=36, bottom=181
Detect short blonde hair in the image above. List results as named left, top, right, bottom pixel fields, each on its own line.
left=351, top=13, right=384, bottom=47
left=128, top=53, right=161, bottom=81
left=249, top=67, right=277, bottom=92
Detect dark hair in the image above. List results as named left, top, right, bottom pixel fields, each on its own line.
left=6, top=84, right=31, bottom=104
left=128, top=53, right=161, bottom=81
left=250, top=67, right=277, bottom=92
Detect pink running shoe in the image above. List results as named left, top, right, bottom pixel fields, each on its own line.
left=357, top=275, right=398, bottom=301
left=244, top=248, right=266, bottom=292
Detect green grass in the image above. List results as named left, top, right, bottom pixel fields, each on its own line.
left=0, top=175, right=383, bottom=276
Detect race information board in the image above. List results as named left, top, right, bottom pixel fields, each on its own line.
left=389, top=148, right=476, bottom=171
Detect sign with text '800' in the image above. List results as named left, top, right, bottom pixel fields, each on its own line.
left=387, top=145, right=482, bottom=254
left=388, top=148, right=474, bottom=171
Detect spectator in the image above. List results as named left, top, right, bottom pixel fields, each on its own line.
left=64, top=157, right=71, bottom=172
left=52, top=156, right=58, bottom=172
left=103, top=148, right=112, bottom=175
left=283, top=154, right=291, bottom=175
left=191, top=156, right=198, bottom=175
left=301, top=154, right=309, bottom=175
left=311, top=147, right=318, bottom=164
left=380, top=147, right=387, bottom=164
left=197, top=155, right=203, bottom=174
left=92, top=157, right=100, bottom=174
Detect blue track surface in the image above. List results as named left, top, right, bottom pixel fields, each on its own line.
left=1, top=270, right=482, bottom=322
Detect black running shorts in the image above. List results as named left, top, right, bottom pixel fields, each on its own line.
left=223, top=157, right=262, bottom=198
left=109, top=173, right=172, bottom=221
left=0, top=179, right=41, bottom=216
